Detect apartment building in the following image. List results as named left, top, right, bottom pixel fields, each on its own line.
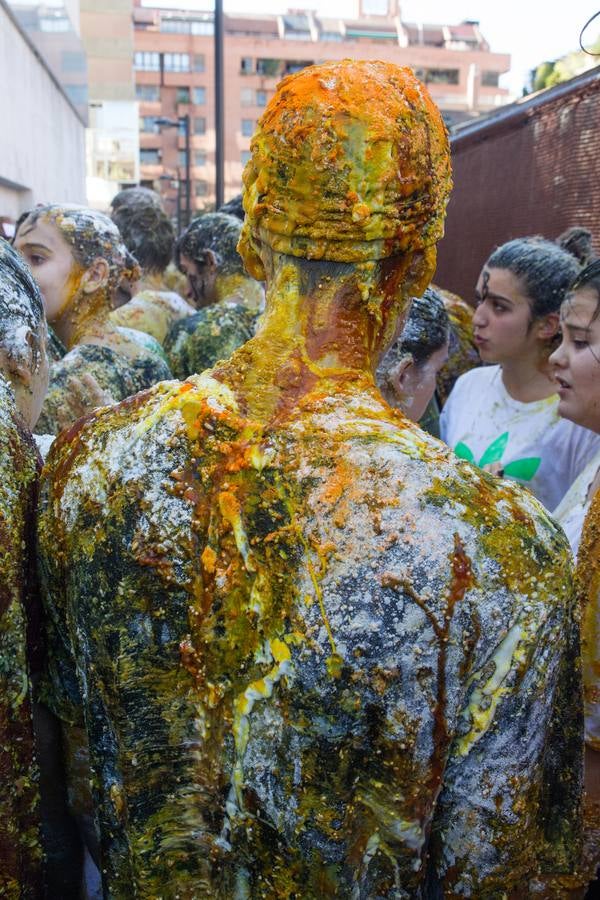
left=80, top=0, right=139, bottom=209
left=134, top=0, right=510, bottom=217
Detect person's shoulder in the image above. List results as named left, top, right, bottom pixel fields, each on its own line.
left=452, top=364, right=499, bottom=393
left=44, top=371, right=238, bottom=483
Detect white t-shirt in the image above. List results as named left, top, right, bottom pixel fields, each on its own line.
left=440, top=365, right=600, bottom=511
left=553, top=448, right=600, bottom=555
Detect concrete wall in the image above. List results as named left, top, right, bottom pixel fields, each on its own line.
left=0, top=1, right=86, bottom=219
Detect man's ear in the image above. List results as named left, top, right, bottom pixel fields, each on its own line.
left=536, top=311, right=560, bottom=341
left=80, top=258, right=110, bottom=294
left=201, top=248, right=218, bottom=273
left=390, top=355, right=414, bottom=391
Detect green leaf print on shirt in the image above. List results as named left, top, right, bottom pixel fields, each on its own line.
left=454, top=432, right=541, bottom=482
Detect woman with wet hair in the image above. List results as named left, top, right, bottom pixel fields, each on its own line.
left=546, top=259, right=600, bottom=893
left=165, top=211, right=263, bottom=378
left=376, top=287, right=449, bottom=422
left=110, top=201, right=195, bottom=344
left=14, top=204, right=170, bottom=434
left=440, top=237, right=600, bottom=509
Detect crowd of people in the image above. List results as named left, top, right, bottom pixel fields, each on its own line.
left=1, top=58, right=600, bottom=898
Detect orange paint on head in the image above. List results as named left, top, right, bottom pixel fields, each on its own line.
left=239, top=59, right=452, bottom=273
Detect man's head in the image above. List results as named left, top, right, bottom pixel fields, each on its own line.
left=110, top=186, right=164, bottom=215
left=239, top=60, right=451, bottom=284
left=0, top=240, right=49, bottom=429
left=111, top=202, right=175, bottom=276
left=175, top=212, right=245, bottom=308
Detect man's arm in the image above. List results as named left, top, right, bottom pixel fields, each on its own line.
left=429, top=551, right=582, bottom=896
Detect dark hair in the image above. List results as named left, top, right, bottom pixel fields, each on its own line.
left=0, top=239, right=46, bottom=369
left=175, top=212, right=244, bottom=277
left=567, top=258, right=600, bottom=323
left=110, top=186, right=164, bottom=214
left=556, top=226, right=596, bottom=267
left=376, top=287, right=449, bottom=383
left=486, top=237, right=580, bottom=319
left=219, top=194, right=244, bottom=221
left=112, top=203, right=175, bottom=274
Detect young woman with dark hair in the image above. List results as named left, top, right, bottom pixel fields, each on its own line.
left=440, top=237, right=600, bottom=509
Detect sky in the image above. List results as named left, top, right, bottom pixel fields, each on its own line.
left=143, top=0, right=600, bottom=97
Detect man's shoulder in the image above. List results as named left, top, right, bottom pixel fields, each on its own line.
left=44, top=373, right=237, bottom=484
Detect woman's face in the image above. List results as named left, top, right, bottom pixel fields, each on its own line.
left=550, top=287, right=600, bottom=432
left=472, top=267, right=539, bottom=364
left=179, top=252, right=217, bottom=308
left=14, top=218, right=78, bottom=323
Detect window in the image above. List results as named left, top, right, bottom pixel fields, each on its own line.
left=193, top=54, right=205, bottom=72
left=191, top=21, right=214, bottom=35
left=195, top=150, right=207, bottom=167
left=241, top=151, right=252, bottom=166
left=178, top=150, right=188, bottom=167
left=176, top=87, right=190, bottom=104
left=320, top=31, right=342, bottom=41
left=139, top=116, right=159, bottom=133
left=140, top=148, right=160, bottom=164
left=256, top=90, right=267, bottom=107
left=136, top=84, right=160, bottom=101
left=241, top=118, right=254, bottom=137
left=256, top=58, right=280, bottom=76
left=194, top=117, right=206, bottom=135
left=193, top=86, right=206, bottom=105
left=240, top=88, right=254, bottom=107
left=66, top=85, right=88, bottom=107
left=62, top=51, right=86, bottom=72
left=134, top=51, right=160, bottom=72
left=195, top=180, right=209, bottom=197
left=161, top=18, right=190, bottom=33
left=424, top=68, right=459, bottom=85
left=482, top=70, right=500, bottom=87
left=241, top=57, right=254, bottom=74
left=163, top=53, right=190, bottom=73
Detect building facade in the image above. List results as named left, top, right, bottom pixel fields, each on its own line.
left=134, top=1, right=510, bottom=218
left=80, top=0, right=139, bottom=210
left=0, top=0, right=86, bottom=223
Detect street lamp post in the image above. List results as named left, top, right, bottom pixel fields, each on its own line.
left=154, top=115, right=191, bottom=230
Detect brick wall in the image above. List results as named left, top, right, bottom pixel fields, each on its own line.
left=435, top=67, right=600, bottom=301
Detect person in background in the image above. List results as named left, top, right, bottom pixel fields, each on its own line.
left=38, top=60, right=581, bottom=895
left=434, top=286, right=480, bottom=406
left=376, top=287, right=449, bottom=422
left=556, top=225, right=596, bottom=268
left=14, top=205, right=170, bottom=434
left=218, top=193, right=244, bottom=221
left=165, top=211, right=263, bottom=379
left=440, top=237, right=600, bottom=510
left=110, top=196, right=195, bottom=344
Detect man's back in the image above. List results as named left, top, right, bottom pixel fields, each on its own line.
left=39, top=371, right=580, bottom=896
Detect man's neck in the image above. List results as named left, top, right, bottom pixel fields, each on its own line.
left=215, top=258, right=400, bottom=422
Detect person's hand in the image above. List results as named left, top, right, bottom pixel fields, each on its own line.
left=54, top=373, right=114, bottom=431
